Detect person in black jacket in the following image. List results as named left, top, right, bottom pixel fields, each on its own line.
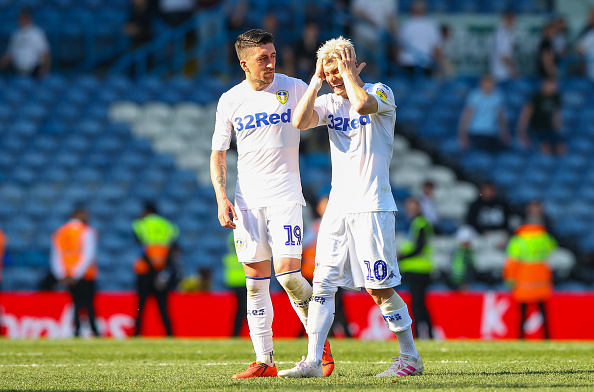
left=466, top=182, right=511, bottom=235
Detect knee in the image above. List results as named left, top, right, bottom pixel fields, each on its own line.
left=312, top=281, right=337, bottom=298
left=276, top=270, right=308, bottom=292
left=245, top=277, right=270, bottom=295
left=366, top=288, right=396, bottom=306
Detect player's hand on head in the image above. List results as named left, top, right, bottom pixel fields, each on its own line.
left=336, top=47, right=349, bottom=75
left=338, top=47, right=364, bottom=76
left=315, top=58, right=324, bottom=80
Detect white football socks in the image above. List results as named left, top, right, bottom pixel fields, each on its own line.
left=305, top=284, right=337, bottom=364
left=379, top=292, right=419, bottom=359
left=276, top=269, right=313, bottom=329
left=246, top=277, right=275, bottom=366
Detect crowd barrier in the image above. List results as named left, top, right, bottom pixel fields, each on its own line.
left=1, top=291, right=592, bottom=339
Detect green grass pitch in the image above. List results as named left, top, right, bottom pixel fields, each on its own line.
left=1, top=338, right=593, bottom=391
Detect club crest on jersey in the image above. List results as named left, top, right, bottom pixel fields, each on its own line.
left=235, top=239, right=245, bottom=252
left=276, top=90, right=289, bottom=104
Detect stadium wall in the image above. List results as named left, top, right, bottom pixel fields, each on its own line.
left=1, top=291, right=592, bottom=340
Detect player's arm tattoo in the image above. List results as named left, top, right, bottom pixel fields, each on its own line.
left=215, top=163, right=227, bottom=188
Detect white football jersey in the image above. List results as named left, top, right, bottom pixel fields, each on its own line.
left=212, top=74, right=308, bottom=210
left=313, top=82, right=397, bottom=213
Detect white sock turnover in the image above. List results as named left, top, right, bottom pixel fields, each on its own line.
left=379, top=293, right=419, bottom=359
left=276, top=269, right=313, bottom=329
left=246, top=277, right=275, bottom=366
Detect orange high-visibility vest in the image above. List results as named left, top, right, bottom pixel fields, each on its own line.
left=0, top=228, right=6, bottom=281
left=132, top=214, right=179, bottom=275
left=503, top=224, right=556, bottom=303
left=52, top=221, right=98, bottom=280
left=134, top=245, right=171, bottom=274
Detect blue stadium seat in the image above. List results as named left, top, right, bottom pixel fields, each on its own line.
left=130, top=186, right=159, bottom=201
left=42, top=167, right=69, bottom=185
left=492, top=169, right=521, bottom=190
left=10, top=167, right=37, bottom=185
left=577, top=184, right=594, bottom=204
left=117, top=199, right=143, bottom=219
left=558, top=155, right=589, bottom=173
left=168, top=169, right=199, bottom=190
left=495, top=152, right=525, bottom=170
left=54, top=151, right=81, bottom=169
left=107, top=168, right=135, bottom=189
left=525, top=153, right=555, bottom=171
left=0, top=103, right=12, bottom=123
left=2, top=89, right=25, bottom=107
left=83, top=105, right=109, bottom=123
left=306, top=152, right=331, bottom=170
left=17, top=102, right=47, bottom=123
left=460, top=151, right=494, bottom=173
left=53, top=104, right=80, bottom=124
left=29, top=184, right=59, bottom=205
left=578, top=233, right=594, bottom=253
left=41, top=120, right=68, bottom=135
left=62, top=185, right=92, bottom=203
left=94, top=184, right=126, bottom=201
left=567, top=201, right=594, bottom=221
left=32, top=134, right=59, bottom=153
left=101, top=233, right=129, bottom=254
left=73, top=167, right=102, bottom=187
left=12, top=120, right=37, bottom=137
left=183, top=199, right=211, bottom=220
left=568, top=135, right=594, bottom=154
left=88, top=200, right=114, bottom=220
left=0, top=183, right=25, bottom=205
left=550, top=170, right=581, bottom=189
left=507, top=185, right=542, bottom=206
left=521, top=168, right=549, bottom=189
left=553, top=219, right=588, bottom=239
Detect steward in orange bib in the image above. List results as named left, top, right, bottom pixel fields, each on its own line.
left=133, top=202, right=180, bottom=337
left=50, top=208, right=100, bottom=337
left=504, top=222, right=557, bottom=339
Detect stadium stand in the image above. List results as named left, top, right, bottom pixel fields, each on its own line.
left=2, top=0, right=591, bottom=293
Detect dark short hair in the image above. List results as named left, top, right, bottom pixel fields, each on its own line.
left=235, top=29, right=274, bottom=60
left=71, top=206, right=88, bottom=220
left=19, top=7, right=32, bottom=18
left=143, top=201, right=158, bottom=214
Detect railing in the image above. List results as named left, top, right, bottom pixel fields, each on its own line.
left=108, top=6, right=228, bottom=79
left=107, top=0, right=345, bottom=80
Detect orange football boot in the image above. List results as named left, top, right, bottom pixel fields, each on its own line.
left=322, top=339, right=335, bottom=376
left=232, top=362, right=278, bottom=379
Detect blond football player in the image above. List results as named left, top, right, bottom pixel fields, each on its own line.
left=279, top=37, right=423, bottom=378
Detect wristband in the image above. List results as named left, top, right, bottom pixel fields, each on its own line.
left=309, top=75, right=323, bottom=91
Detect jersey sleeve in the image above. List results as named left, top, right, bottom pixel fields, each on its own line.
left=368, top=83, right=396, bottom=114
left=293, top=78, right=308, bottom=98
left=313, top=95, right=329, bottom=126
left=211, top=95, right=233, bottom=151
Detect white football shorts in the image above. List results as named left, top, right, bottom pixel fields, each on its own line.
left=233, top=203, right=303, bottom=263
left=313, top=207, right=401, bottom=290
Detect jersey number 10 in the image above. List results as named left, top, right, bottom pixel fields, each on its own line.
left=364, top=259, right=388, bottom=281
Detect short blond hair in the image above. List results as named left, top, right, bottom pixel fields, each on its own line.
left=316, top=36, right=356, bottom=64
